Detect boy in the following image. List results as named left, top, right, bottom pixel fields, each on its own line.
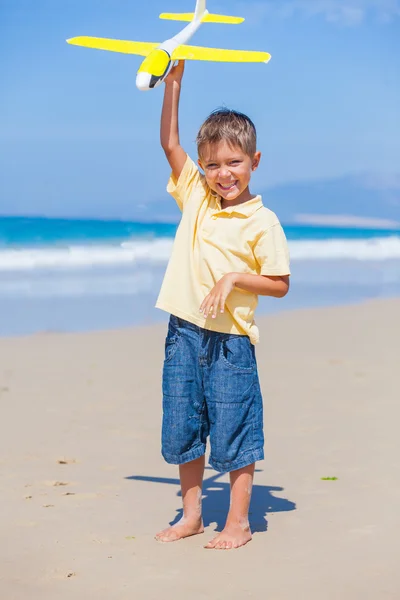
left=155, top=61, right=290, bottom=550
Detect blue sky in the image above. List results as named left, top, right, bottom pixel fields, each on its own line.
left=0, top=0, right=399, bottom=220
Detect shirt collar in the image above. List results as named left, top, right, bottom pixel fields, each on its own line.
left=213, top=194, right=263, bottom=218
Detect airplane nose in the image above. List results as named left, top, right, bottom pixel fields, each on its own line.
left=136, top=72, right=151, bottom=91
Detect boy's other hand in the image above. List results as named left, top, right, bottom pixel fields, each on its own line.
left=200, top=273, right=237, bottom=319
left=165, top=60, right=185, bottom=86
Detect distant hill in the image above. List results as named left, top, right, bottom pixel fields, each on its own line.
left=262, top=173, right=400, bottom=227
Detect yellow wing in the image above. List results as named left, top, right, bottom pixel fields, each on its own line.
left=172, top=45, right=271, bottom=63
left=66, top=37, right=159, bottom=56
left=159, top=13, right=244, bottom=24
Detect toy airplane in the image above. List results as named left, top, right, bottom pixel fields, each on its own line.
left=67, top=0, right=271, bottom=91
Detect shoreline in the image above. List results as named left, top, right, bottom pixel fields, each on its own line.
left=1, top=291, right=400, bottom=340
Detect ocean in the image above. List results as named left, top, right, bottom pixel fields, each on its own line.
left=1, top=216, right=399, bottom=336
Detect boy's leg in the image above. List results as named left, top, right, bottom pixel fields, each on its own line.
left=158, top=316, right=208, bottom=542
left=205, top=463, right=254, bottom=549
left=205, top=333, right=264, bottom=549
left=155, top=455, right=205, bottom=542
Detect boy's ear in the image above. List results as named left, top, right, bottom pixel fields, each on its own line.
left=197, top=158, right=204, bottom=173
left=252, top=151, right=262, bottom=171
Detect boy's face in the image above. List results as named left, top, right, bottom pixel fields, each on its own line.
left=198, top=141, right=261, bottom=203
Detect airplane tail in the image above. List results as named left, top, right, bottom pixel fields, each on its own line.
left=194, top=0, right=206, bottom=21
left=161, top=0, right=243, bottom=24
left=159, top=12, right=244, bottom=24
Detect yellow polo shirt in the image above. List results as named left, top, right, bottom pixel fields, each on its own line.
left=155, top=155, right=290, bottom=344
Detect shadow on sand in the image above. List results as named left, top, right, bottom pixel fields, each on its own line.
left=126, top=467, right=296, bottom=533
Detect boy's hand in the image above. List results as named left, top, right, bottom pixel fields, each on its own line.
left=200, top=273, right=237, bottom=319
left=164, top=60, right=185, bottom=86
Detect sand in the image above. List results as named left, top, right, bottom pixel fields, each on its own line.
left=0, top=298, right=399, bottom=599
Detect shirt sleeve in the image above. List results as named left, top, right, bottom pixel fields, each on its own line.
left=254, top=223, right=291, bottom=276
left=166, top=154, right=206, bottom=212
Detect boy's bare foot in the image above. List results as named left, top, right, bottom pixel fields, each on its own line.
left=155, top=517, right=204, bottom=543
left=204, top=522, right=252, bottom=550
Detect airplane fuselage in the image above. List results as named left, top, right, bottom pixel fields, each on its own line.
left=135, top=12, right=205, bottom=90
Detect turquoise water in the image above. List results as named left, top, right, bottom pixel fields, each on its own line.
left=0, top=216, right=399, bottom=336
left=0, top=217, right=177, bottom=247
left=1, top=216, right=399, bottom=248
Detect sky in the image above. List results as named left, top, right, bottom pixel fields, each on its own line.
left=0, top=0, right=399, bottom=220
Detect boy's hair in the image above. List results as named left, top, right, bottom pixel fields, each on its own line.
left=196, top=108, right=257, bottom=159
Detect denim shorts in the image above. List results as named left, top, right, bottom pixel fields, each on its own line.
left=162, top=315, right=264, bottom=473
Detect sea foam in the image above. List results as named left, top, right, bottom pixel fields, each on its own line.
left=0, top=236, right=399, bottom=272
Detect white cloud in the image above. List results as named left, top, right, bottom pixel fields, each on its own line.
left=234, top=0, right=400, bottom=26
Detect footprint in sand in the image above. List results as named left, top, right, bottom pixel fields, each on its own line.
left=44, top=569, right=77, bottom=581
left=44, top=481, right=72, bottom=487
left=65, top=492, right=100, bottom=499
left=57, top=458, right=78, bottom=465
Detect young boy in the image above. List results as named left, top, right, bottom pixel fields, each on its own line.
left=155, top=61, right=290, bottom=550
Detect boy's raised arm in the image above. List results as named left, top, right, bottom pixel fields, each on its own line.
left=160, top=61, right=187, bottom=180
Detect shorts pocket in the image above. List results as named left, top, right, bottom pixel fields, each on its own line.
left=219, top=336, right=256, bottom=372
left=164, top=334, right=179, bottom=362
left=162, top=395, right=200, bottom=458
left=164, top=316, right=183, bottom=363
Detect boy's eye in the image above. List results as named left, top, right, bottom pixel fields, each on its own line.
left=230, top=160, right=241, bottom=165
left=206, top=164, right=218, bottom=169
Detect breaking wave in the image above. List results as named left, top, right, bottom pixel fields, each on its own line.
left=0, top=236, right=399, bottom=272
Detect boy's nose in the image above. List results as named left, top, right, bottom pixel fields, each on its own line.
left=219, top=167, right=230, bottom=177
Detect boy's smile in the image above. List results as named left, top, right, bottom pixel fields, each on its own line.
left=198, top=141, right=261, bottom=206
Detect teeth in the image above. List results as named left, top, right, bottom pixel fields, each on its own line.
left=219, top=182, right=236, bottom=189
